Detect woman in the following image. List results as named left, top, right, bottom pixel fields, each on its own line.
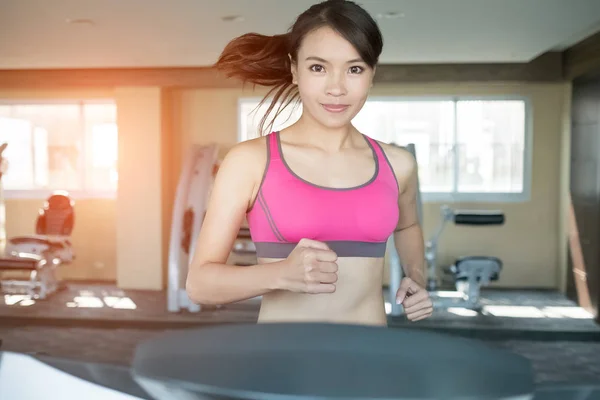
left=186, top=0, right=433, bottom=326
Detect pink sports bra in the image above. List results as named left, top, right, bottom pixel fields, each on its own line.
left=246, top=131, right=400, bottom=258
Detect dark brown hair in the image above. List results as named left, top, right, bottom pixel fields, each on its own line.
left=213, top=0, right=383, bottom=135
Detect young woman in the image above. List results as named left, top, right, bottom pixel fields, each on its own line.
left=186, top=0, right=433, bottom=326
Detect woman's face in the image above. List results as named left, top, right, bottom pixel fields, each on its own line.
left=291, top=26, right=375, bottom=130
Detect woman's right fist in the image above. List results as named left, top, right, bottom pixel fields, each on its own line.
left=278, top=238, right=338, bottom=294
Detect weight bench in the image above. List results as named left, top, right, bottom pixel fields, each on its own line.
left=426, top=206, right=505, bottom=310
left=0, top=191, right=75, bottom=299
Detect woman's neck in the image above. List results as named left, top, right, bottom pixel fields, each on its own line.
left=287, top=111, right=357, bottom=153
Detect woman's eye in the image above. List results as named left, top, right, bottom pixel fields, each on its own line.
left=310, top=64, right=325, bottom=73
left=349, top=66, right=364, bottom=74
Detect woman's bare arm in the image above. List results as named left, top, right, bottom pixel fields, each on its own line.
left=380, top=142, right=427, bottom=287
left=185, top=138, right=285, bottom=305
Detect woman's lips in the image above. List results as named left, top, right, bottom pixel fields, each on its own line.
left=321, top=104, right=350, bottom=113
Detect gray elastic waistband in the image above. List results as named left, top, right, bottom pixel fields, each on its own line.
left=254, top=241, right=387, bottom=259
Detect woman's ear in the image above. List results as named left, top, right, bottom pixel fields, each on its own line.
left=370, top=65, right=376, bottom=88
left=289, top=54, right=298, bottom=85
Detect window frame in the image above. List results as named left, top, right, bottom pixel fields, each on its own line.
left=237, top=95, right=533, bottom=204
left=0, top=98, right=118, bottom=200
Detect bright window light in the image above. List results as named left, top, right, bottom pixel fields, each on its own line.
left=448, top=307, right=478, bottom=317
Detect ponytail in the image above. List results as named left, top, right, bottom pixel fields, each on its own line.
left=214, top=33, right=300, bottom=136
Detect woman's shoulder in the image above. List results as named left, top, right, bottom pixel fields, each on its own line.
left=219, top=134, right=271, bottom=177
left=372, top=139, right=417, bottom=182
left=374, top=140, right=416, bottom=166
left=224, top=134, right=269, bottom=160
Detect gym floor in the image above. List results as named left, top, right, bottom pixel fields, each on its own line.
left=1, top=283, right=600, bottom=385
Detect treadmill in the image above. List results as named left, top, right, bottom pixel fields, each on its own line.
left=1, top=323, right=598, bottom=400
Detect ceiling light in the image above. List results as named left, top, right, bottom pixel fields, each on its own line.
left=66, top=18, right=95, bottom=26
left=221, top=15, right=245, bottom=23
left=377, top=12, right=405, bottom=19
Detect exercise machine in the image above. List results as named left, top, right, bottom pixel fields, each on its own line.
left=132, top=323, right=536, bottom=400
left=167, top=143, right=220, bottom=312
left=2, top=323, right=598, bottom=399
left=388, top=143, right=505, bottom=314
left=167, top=143, right=259, bottom=313
left=0, top=191, right=76, bottom=299
left=2, top=323, right=599, bottom=399
left=0, top=142, right=76, bottom=299
left=425, top=205, right=505, bottom=310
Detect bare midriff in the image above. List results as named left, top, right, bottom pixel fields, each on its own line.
left=256, top=256, right=388, bottom=327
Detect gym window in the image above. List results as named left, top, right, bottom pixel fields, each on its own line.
left=238, top=96, right=531, bottom=203
left=0, top=100, right=118, bottom=199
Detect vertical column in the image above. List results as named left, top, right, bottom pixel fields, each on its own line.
left=115, top=87, right=163, bottom=290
